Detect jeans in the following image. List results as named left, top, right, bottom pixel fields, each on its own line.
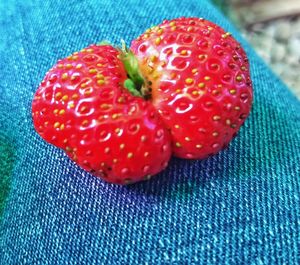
left=0, top=0, right=299, bottom=264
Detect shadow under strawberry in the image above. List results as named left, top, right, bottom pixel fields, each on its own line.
left=124, top=93, right=300, bottom=202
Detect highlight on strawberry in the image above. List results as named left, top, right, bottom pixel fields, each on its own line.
left=32, top=17, right=253, bottom=184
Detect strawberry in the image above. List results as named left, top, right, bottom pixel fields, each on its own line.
left=32, top=45, right=172, bottom=184
left=32, top=17, right=253, bottom=184
left=130, top=17, right=253, bottom=159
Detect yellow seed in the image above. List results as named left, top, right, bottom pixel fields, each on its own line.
left=100, top=103, right=110, bottom=110
left=229, top=89, right=236, bottom=95
left=58, top=64, right=63, bottom=68
left=120, top=143, right=125, bottom=149
left=104, top=147, right=110, bottom=154
left=212, top=90, right=219, bottom=96
left=150, top=55, right=157, bottom=62
left=147, top=67, right=154, bottom=74
left=54, top=122, right=60, bottom=128
left=222, top=32, right=231, bottom=38
left=127, top=152, right=133, bottom=159
left=44, top=121, right=49, bottom=126
left=62, top=73, right=68, bottom=80
left=204, top=76, right=210, bottom=81
left=84, top=89, right=92, bottom=96
left=72, top=55, right=78, bottom=60
left=171, top=26, right=177, bottom=31
left=145, top=28, right=151, bottom=33
left=157, top=28, right=163, bottom=35
left=170, top=72, right=176, bottom=79
left=174, top=124, right=180, bottom=129
left=63, top=139, right=68, bottom=144
left=226, top=119, right=231, bottom=125
left=68, top=102, right=75, bottom=108
left=161, top=61, right=167, bottom=67
left=62, top=95, right=69, bottom=101
left=115, top=128, right=121, bottom=133
left=236, top=75, right=243, bottom=81
left=192, top=68, right=198, bottom=74
left=53, top=109, right=59, bottom=114
left=117, top=97, right=125, bottom=103
left=112, top=113, right=118, bottom=119
left=192, top=90, right=199, bottom=96
left=72, top=93, right=79, bottom=99
left=76, top=64, right=82, bottom=69
left=212, top=132, right=219, bottom=137
left=175, top=89, right=181, bottom=93
left=141, top=135, right=147, bottom=142
left=175, top=142, right=181, bottom=147
left=86, top=48, right=94, bottom=53
left=185, top=78, right=194, bottom=85
left=80, top=106, right=87, bottom=113
left=234, top=106, right=240, bottom=111
left=97, top=80, right=105, bottom=85
left=198, top=54, right=207, bottom=60
left=60, top=124, right=65, bottom=130
left=96, top=74, right=104, bottom=79
left=185, top=137, right=191, bottom=141
left=89, top=68, right=97, bottom=74
left=55, top=92, right=62, bottom=99
left=59, top=109, right=65, bottom=115
left=153, top=73, right=159, bottom=79
left=196, top=144, right=203, bottom=149
left=70, top=75, right=77, bottom=81
left=241, top=66, right=247, bottom=71
left=180, top=50, right=187, bottom=55
left=213, top=115, right=221, bottom=121
left=66, top=64, right=72, bottom=69
left=113, top=159, right=118, bottom=163
left=198, top=83, right=205, bottom=88
left=81, top=83, right=87, bottom=88
left=155, top=37, right=161, bottom=45
left=169, top=21, right=176, bottom=26
left=82, top=120, right=89, bottom=126
left=66, top=146, right=72, bottom=152
left=97, top=63, right=103, bottom=67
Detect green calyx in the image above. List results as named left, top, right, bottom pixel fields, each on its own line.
left=119, top=40, right=145, bottom=98
left=98, top=40, right=147, bottom=98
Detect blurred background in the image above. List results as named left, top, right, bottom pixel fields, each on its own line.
left=215, top=0, right=300, bottom=99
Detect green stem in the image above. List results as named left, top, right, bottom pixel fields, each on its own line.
left=119, top=40, right=145, bottom=97
left=124, top=79, right=142, bottom=97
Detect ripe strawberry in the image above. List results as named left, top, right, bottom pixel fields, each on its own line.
left=33, top=17, right=253, bottom=184
left=32, top=45, right=172, bottom=184
left=130, top=17, right=253, bottom=159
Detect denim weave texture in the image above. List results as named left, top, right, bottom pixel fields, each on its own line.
left=0, top=0, right=299, bottom=264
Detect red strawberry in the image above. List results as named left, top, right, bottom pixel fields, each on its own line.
left=33, top=17, right=253, bottom=184
left=32, top=45, right=172, bottom=184
left=130, top=17, right=253, bottom=159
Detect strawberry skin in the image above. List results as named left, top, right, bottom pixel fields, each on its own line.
left=32, top=45, right=172, bottom=184
left=131, top=17, right=253, bottom=159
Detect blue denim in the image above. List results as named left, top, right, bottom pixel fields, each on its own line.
left=0, top=0, right=299, bottom=264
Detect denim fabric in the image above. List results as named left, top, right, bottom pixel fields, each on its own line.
left=0, top=0, right=299, bottom=264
